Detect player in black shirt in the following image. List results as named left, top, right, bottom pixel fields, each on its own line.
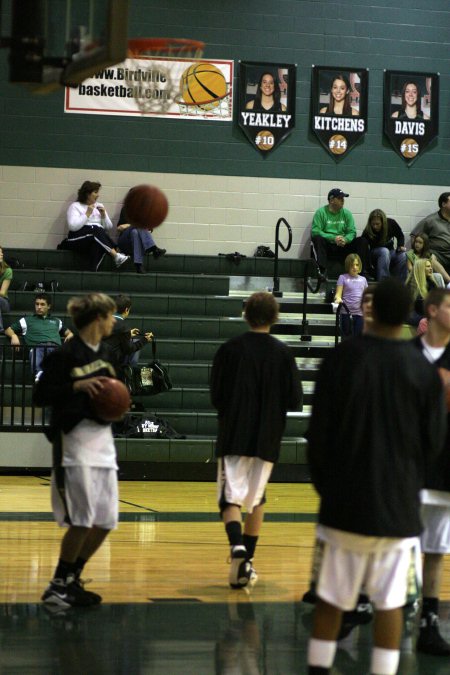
left=307, top=278, right=446, bottom=675
left=211, top=292, right=302, bottom=589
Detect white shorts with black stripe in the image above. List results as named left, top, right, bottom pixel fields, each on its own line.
left=217, top=456, right=273, bottom=514
left=51, top=466, right=119, bottom=530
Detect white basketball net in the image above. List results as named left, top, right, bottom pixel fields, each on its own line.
left=126, top=38, right=206, bottom=115
left=175, top=90, right=232, bottom=118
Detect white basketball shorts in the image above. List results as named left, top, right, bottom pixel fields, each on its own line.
left=217, top=455, right=273, bottom=514
left=310, top=526, right=421, bottom=611
left=51, top=466, right=119, bottom=530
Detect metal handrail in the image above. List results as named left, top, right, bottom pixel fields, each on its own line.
left=334, top=300, right=351, bottom=346
left=272, top=218, right=293, bottom=296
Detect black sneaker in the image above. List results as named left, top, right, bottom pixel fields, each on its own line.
left=42, top=580, right=72, bottom=609
left=72, top=577, right=102, bottom=605
left=338, top=602, right=374, bottom=640
left=229, top=545, right=251, bottom=589
left=152, top=247, right=166, bottom=259
left=302, top=588, right=317, bottom=604
left=417, top=613, right=450, bottom=656
left=42, top=579, right=98, bottom=608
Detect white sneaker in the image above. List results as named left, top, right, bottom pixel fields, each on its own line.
left=229, top=545, right=251, bottom=589
left=247, top=561, right=258, bottom=587
left=115, top=253, right=129, bottom=268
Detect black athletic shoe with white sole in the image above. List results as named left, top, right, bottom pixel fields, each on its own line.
left=417, top=612, right=450, bottom=656
left=72, top=577, right=102, bottom=605
left=41, top=579, right=99, bottom=608
left=229, top=545, right=252, bottom=589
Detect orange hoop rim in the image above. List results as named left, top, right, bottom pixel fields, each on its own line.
left=128, top=37, right=205, bottom=57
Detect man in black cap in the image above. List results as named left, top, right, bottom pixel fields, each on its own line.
left=311, top=188, right=356, bottom=280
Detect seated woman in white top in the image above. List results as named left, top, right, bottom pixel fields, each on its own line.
left=63, top=181, right=129, bottom=271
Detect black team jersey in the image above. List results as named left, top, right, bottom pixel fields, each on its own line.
left=33, top=335, right=117, bottom=440
left=307, top=335, right=446, bottom=538
left=210, top=331, right=303, bottom=463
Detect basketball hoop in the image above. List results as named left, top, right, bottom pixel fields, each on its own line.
left=126, top=37, right=206, bottom=114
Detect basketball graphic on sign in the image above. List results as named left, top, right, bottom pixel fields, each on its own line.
left=400, top=138, right=419, bottom=159
left=254, top=130, right=275, bottom=151
left=180, top=63, right=228, bottom=111
left=329, top=134, right=348, bottom=155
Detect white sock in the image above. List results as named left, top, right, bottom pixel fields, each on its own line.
left=307, top=638, right=337, bottom=668
left=370, top=647, right=400, bottom=675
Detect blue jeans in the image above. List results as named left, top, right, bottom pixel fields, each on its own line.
left=30, top=344, right=58, bottom=374
left=371, top=247, right=407, bottom=282
left=0, top=296, right=10, bottom=332
left=118, top=227, right=155, bottom=264
left=340, top=314, right=363, bottom=338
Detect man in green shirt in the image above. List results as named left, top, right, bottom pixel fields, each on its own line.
left=311, top=188, right=357, bottom=280
left=5, top=293, right=73, bottom=373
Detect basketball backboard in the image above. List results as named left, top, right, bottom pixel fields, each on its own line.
left=2, top=0, right=129, bottom=88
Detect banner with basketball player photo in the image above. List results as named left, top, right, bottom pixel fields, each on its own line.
left=64, top=57, right=233, bottom=121
left=310, top=66, right=368, bottom=160
left=383, top=70, right=439, bottom=165
left=238, top=61, right=296, bottom=155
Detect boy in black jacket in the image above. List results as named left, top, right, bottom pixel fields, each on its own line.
left=211, top=292, right=302, bottom=589
left=102, top=294, right=153, bottom=380
left=307, top=278, right=446, bottom=675
left=34, top=293, right=119, bottom=608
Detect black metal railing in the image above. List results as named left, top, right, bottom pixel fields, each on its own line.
left=0, top=344, right=50, bottom=430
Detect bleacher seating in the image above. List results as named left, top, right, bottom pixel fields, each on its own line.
left=0, top=249, right=333, bottom=481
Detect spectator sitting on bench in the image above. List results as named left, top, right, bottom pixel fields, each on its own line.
left=0, top=246, right=12, bottom=333
left=359, top=209, right=407, bottom=281
left=116, top=195, right=166, bottom=275
left=4, top=293, right=73, bottom=374
left=60, top=181, right=129, bottom=272
left=406, top=259, right=442, bottom=327
left=311, top=188, right=356, bottom=282
left=102, top=294, right=153, bottom=380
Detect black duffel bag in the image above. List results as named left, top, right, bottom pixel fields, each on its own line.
left=124, top=338, right=172, bottom=396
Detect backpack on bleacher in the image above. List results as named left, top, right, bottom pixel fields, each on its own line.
left=21, top=280, right=61, bottom=292
left=254, top=245, right=275, bottom=258
left=113, top=413, right=185, bottom=440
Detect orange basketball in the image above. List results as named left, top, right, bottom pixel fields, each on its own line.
left=124, top=184, right=169, bottom=230
left=438, top=368, right=450, bottom=412
left=91, top=378, right=131, bottom=422
left=180, top=62, right=227, bottom=110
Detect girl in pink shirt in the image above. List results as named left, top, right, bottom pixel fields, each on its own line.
left=334, top=254, right=368, bottom=337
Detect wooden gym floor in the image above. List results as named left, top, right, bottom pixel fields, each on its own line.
left=0, top=476, right=449, bottom=673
